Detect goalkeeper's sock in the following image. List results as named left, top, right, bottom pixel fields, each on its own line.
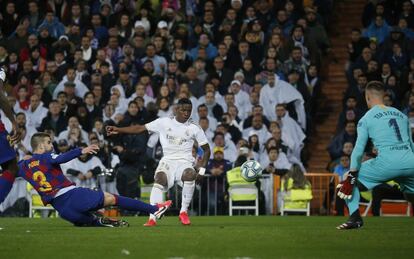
left=0, top=170, right=16, bottom=204
left=345, top=186, right=360, bottom=215
left=114, top=195, right=157, bottom=214
left=180, top=181, right=195, bottom=213
left=149, top=184, right=164, bottom=220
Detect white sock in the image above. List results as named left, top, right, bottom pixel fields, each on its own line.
left=180, top=181, right=195, bottom=213
left=149, top=183, right=164, bottom=220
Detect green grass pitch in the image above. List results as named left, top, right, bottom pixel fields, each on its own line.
left=0, top=216, right=413, bottom=259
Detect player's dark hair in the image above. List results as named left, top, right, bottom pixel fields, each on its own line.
left=31, top=132, right=51, bottom=151
left=177, top=98, right=192, bottom=106
left=366, top=80, right=385, bottom=92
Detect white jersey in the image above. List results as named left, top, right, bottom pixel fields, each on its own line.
left=145, top=117, right=208, bottom=162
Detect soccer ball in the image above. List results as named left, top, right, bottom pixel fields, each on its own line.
left=240, top=160, right=263, bottom=182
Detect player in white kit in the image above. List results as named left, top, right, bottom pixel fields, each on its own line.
left=106, top=98, right=211, bottom=226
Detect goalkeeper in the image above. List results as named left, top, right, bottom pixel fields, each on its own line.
left=337, top=81, right=414, bottom=229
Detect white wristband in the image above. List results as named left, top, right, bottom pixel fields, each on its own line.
left=198, top=167, right=206, bottom=176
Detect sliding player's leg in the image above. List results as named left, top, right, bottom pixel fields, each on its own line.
left=103, top=192, right=171, bottom=219
left=51, top=188, right=107, bottom=227
left=179, top=168, right=197, bottom=225
left=0, top=158, right=18, bottom=204
left=144, top=171, right=168, bottom=227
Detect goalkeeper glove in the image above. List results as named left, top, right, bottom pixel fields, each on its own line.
left=337, top=170, right=358, bottom=200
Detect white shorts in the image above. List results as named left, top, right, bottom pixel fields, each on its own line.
left=155, top=158, right=194, bottom=189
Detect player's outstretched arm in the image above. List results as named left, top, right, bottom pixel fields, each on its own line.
left=50, top=145, right=99, bottom=164
left=106, top=125, right=147, bottom=135
left=81, top=144, right=99, bottom=155
left=0, top=68, right=21, bottom=144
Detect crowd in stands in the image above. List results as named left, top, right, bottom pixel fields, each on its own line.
left=0, top=0, right=335, bottom=215
left=328, top=0, right=414, bottom=215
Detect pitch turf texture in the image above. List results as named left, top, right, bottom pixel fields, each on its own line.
left=0, top=216, right=413, bottom=259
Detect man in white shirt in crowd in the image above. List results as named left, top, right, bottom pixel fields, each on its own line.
left=26, top=94, right=48, bottom=130
left=211, top=132, right=238, bottom=163
left=274, top=103, right=306, bottom=160
left=199, top=117, right=214, bottom=148
left=57, top=116, right=88, bottom=143
left=194, top=104, right=217, bottom=132
left=53, top=67, right=89, bottom=99
left=260, top=72, right=306, bottom=130
left=229, top=80, right=250, bottom=120
left=243, top=115, right=272, bottom=145
left=128, top=83, right=155, bottom=106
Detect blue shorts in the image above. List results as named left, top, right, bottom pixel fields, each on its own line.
left=0, top=131, right=16, bottom=164
left=51, top=187, right=104, bottom=226
left=358, top=156, right=414, bottom=193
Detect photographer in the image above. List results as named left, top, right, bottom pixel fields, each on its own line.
left=220, top=112, right=242, bottom=144
left=65, top=143, right=106, bottom=190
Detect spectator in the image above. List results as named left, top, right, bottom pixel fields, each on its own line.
left=262, top=147, right=293, bottom=176
left=242, top=115, right=271, bottom=146
left=1, top=2, right=19, bottom=37
left=243, top=105, right=270, bottom=130
left=25, top=94, right=48, bottom=130
left=211, top=132, right=238, bottom=163
left=228, top=80, right=250, bottom=120
left=328, top=121, right=357, bottom=160
left=65, top=144, right=106, bottom=190
left=57, top=116, right=88, bottom=144
left=38, top=10, right=65, bottom=39
left=260, top=72, right=306, bottom=130
left=362, top=15, right=390, bottom=44
left=208, top=56, right=234, bottom=95
left=274, top=104, right=306, bottom=159
left=38, top=100, right=68, bottom=135
left=205, top=146, right=232, bottom=214
left=141, top=43, right=167, bottom=75
left=53, top=67, right=90, bottom=99
left=348, top=28, right=370, bottom=63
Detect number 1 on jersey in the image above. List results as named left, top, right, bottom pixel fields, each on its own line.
left=388, top=118, right=403, bottom=142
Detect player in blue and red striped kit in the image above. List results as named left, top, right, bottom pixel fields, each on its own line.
left=18, top=132, right=172, bottom=227
left=0, top=68, right=21, bottom=204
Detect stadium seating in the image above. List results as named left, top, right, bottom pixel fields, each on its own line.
left=228, top=184, right=259, bottom=216
left=380, top=199, right=412, bottom=217
left=27, top=185, right=57, bottom=218
left=279, top=189, right=311, bottom=216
